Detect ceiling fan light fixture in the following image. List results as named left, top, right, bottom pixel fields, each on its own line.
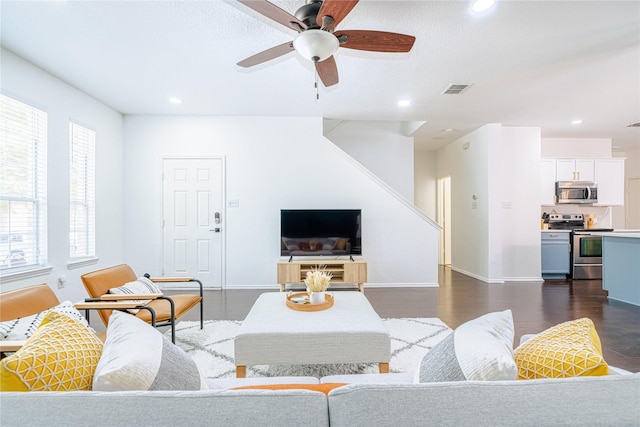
left=293, top=29, right=339, bottom=63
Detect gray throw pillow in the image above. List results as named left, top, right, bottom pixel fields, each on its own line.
left=415, top=309, right=517, bottom=382
left=93, top=311, right=207, bottom=391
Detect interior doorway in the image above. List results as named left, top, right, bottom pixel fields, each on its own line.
left=437, top=176, right=452, bottom=265
left=162, top=157, right=224, bottom=289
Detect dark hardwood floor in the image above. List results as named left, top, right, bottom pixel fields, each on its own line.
left=167, top=266, right=640, bottom=372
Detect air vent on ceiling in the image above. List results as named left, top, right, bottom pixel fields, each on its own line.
left=442, top=83, right=472, bottom=95
left=627, top=122, right=640, bottom=127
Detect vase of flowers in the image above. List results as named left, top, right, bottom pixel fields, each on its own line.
left=304, top=265, right=332, bottom=304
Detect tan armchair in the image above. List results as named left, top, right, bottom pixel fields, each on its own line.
left=79, top=264, right=203, bottom=343
left=0, top=284, right=61, bottom=355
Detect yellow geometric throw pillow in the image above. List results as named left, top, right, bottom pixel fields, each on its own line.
left=0, top=311, right=103, bottom=391
left=513, top=318, right=608, bottom=380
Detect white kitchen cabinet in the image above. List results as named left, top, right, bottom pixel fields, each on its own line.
left=556, top=159, right=595, bottom=182
left=540, top=159, right=557, bottom=205
left=594, top=158, right=625, bottom=206
left=541, top=157, right=625, bottom=207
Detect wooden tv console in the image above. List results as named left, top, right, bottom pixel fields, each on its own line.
left=277, top=259, right=368, bottom=292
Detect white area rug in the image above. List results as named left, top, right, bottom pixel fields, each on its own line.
left=167, top=318, right=451, bottom=379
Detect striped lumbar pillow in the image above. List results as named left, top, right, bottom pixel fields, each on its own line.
left=108, top=277, right=162, bottom=313
left=93, top=311, right=207, bottom=391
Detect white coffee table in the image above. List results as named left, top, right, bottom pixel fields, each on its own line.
left=234, top=291, right=391, bottom=378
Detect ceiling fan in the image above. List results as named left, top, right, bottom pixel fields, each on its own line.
left=236, top=0, right=416, bottom=87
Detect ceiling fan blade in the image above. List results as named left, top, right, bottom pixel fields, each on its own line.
left=316, top=0, right=359, bottom=29
left=335, top=30, right=416, bottom=52
left=315, top=56, right=339, bottom=87
left=237, top=0, right=307, bottom=32
left=237, top=41, right=295, bottom=67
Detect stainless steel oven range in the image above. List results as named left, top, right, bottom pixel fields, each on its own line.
left=572, top=229, right=613, bottom=280
left=547, top=213, right=584, bottom=231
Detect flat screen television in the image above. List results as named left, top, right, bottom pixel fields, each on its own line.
left=280, top=209, right=361, bottom=257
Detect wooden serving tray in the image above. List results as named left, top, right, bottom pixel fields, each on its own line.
left=286, top=292, right=334, bottom=312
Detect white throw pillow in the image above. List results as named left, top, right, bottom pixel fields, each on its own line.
left=0, top=300, right=94, bottom=341
left=93, top=311, right=208, bottom=391
left=414, top=309, right=517, bottom=382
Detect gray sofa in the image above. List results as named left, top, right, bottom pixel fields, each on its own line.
left=2, top=291, right=638, bottom=426
left=3, top=372, right=639, bottom=426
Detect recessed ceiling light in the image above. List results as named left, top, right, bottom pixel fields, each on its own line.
left=472, top=0, right=495, bottom=12
left=570, top=119, right=583, bottom=125
left=398, top=99, right=411, bottom=107
left=443, top=128, right=454, bottom=132
left=169, top=97, right=182, bottom=104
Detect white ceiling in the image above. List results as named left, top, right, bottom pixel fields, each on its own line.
left=1, top=0, right=639, bottom=152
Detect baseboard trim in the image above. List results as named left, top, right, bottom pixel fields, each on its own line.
left=451, top=267, right=543, bottom=284
left=502, top=277, right=544, bottom=283
left=363, top=283, right=439, bottom=288
left=222, top=283, right=439, bottom=290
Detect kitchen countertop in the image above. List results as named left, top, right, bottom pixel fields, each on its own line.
left=541, top=229, right=572, bottom=233
left=588, top=231, right=640, bottom=239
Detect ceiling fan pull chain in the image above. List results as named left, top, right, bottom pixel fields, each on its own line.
left=315, top=66, right=320, bottom=100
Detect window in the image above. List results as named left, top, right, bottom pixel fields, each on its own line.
left=69, top=122, right=95, bottom=259
left=0, top=94, right=48, bottom=272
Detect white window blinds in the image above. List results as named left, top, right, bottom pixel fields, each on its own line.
left=0, top=94, right=48, bottom=272
left=69, top=122, right=95, bottom=259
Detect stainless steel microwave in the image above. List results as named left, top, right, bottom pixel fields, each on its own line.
left=555, top=181, right=598, bottom=204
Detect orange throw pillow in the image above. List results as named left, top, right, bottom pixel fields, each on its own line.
left=232, top=383, right=346, bottom=395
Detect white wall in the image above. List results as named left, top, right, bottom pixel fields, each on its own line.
left=438, top=125, right=493, bottom=280
left=123, top=116, right=441, bottom=288
left=414, top=150, right=437, bottom=220
left=325, top=121, right=415, bottom=202
left=0, top=49, right=124, bottom=302
left=500, top=126, right=543, bottom=281
left=541, top=138, right=612, bottom=158
left=437, top=124, right=542, bottom=282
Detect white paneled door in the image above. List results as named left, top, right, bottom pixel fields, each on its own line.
left=162, top=157, right=224, bottom=289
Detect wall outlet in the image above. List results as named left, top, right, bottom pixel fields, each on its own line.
left=228, top=199, right=240, bottom=208
left=501, top=201, right=512, bottom=209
